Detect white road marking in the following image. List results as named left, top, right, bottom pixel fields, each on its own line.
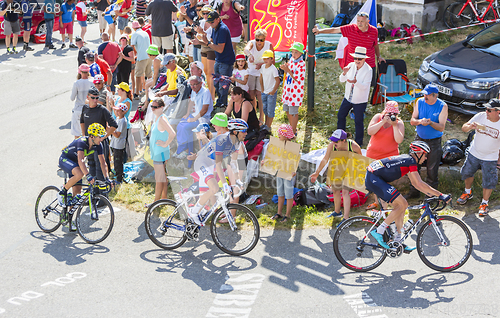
left=0, top=69, right=12, bottom=73
left=41, top=54, right=78, bottom=63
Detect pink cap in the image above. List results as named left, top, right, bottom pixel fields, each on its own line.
left=131, top=21, right=141, bottom=29
left=113, top=103, right=129, bottom=112
left=93, top=74, right=105, bottom=83
left=78, top=63, right=90, bottom=74
left=278, top=124, right=295, bottom=139
left=384, top=101, right=400, bottom=114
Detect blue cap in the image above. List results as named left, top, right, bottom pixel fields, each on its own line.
left=422, top=83, right=439, bottom=95
left=192, top=123, right=210, bottom=133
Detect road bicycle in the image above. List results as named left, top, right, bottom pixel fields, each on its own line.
left=144, top=176, right=260, bottom=256
left=443, top=0, right=500, bottom=28
left=35, top=169, right=115, bottom=244
left=333, top=196, right=473, bottom=272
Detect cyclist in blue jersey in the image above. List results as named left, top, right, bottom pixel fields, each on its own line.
left=187, top=116, right=248, bottom=225
left=365, top=141, right=451, bottom=250
left=58, top=123, right=110, bottom=211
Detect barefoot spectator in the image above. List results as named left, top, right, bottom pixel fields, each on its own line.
left=337, top=46, right=372, bottom=146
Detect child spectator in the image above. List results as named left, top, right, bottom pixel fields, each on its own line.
left=309, top=129, right=362, bottom=227
left=280, top=42, right=306, bottom=135
left=110, top=102, right=128, bottom=183
left=75, top=0, right=88, bottom=42
left=259, top=50, right=280, bottom=131
left=267, top=124, right=297, bottom=223
left=85, top=51, right=101, bottom=77
left=231, top=54, right=249, bottom=92
left=187, top=123, right=213, bottom=161
left=59, top=0, right=77, bottom=49
left=20, top=0, right=34, bottom=51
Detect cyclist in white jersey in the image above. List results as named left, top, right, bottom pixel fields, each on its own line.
left=188, top=117, right=248, bottom=224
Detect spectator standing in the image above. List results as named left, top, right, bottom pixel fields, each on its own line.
left=309, top=129, right=362, bottom=226
left=149, top=98, right=176, bottom=205
left=280, top=42, right=306, bottom=135
left=98, top=32, right=123, bottom=92
left=175, top=75, right=213, bottom=158
left=76, top=36, right=89, bottom=66
left=110, top=103, right=128, bottom=183
left=103, top=3, right=116, bottom=42
left=135, top=0, right=147, bottom=18
left=337, top=46, right=372, bottom=146
left=145, top=0, right=178, bottom=54
left=131, top=21, right=152, bottom=99
left=80, top=86, right=118, bottom=181
left=408, top=83, right=448, bottom=198
left=267, top=124, right=297, bottom=223
left=116, top=0, right=132, bottom=35
left=95, top=0, right=110, bottom=34
left=243, top=29, right=274, bottom=123
left=70, top=64, right=93, bottom=137
left=141, top=45, right=164, bottom=109
left=1, top=0, right=21, bottom=54
left=312, top=11, right=385, bottom=70
left=457, top=99, right=500, bottom=216
left=366, top=101, right=405, bottom=159
left=231, top=54, right=249, bottom=92
left=178, top=0, right=199, bottom=63
left=259, top=50, right=279, bottom=131
left=93, top=74, right=109, bottom=108
left=137, top=17, right=151, bottom=43
left=87, top=52, right=113, bottom=89
left=199, top=11, right=235, bottom=111
left=117, top=33, right=135, bottom=87
left=75, top=0, right=88, bottom=42
left=109, top=82, right=133, bottom=128
left=216, top=0, right=244, bottom=52
left=196, top=5, right=216, bottom=98
left=184, top=2, right=205, bottom=62
left=43, top=0, right=57, bottom=49
left=59, top=0, right=77, bottom=49
left=225, top=86, right=259, bottom=134
left=20, top=0, right=35, bottom=51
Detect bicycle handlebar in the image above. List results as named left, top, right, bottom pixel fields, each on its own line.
left=423, top=196, right=450, bottom=212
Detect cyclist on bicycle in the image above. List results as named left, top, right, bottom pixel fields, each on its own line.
left=187, top=116, right=248, bottom=225
left=58, top=123, right=110, bottom=211
left=365, top=140, right=451, bottom=250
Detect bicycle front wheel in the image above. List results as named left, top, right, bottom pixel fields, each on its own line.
left=210, top=204, right=260, bottom=256
left=333, top=216, right=387, bottom=272
left=76, top=194, right=114, bottom=244
left=145, top=199, right=187, bottom=250
left=417, top=215, right=473, bottom=272
left=444, top=2, right=476, bottom=28
left=35, top=186, right=62, bottom=233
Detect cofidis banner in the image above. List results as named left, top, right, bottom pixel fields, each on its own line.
left=249, top=0, right=308, bottom=52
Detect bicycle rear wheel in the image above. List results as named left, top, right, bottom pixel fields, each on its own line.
left=333, top=216, right=387, bottom=272
left=76, top=194, right=114, bottom=244
left=417, top=215, right=473, bottom=272
left=210, top=204, right=260, bottom=256
left=444, top=2, right=476, bottom=28
left=144, top=199, right=187, bottom=250
left=35, top=186, right=62, bottom=233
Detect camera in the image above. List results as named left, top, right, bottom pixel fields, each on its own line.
left=390, top=114, right=397, bottom=121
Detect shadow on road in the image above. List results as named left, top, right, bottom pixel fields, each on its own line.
left=31, top=230, right=110, bottom=265
left=463, top=213, right=500, bottom=265
left=59, top=121, right=71, bottom=130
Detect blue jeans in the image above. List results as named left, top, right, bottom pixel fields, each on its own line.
left=214, top=61, right=232, bottom=108
left=261, top=92, right=277, bottom=118
left=45, top=18, right=54, bottom=47
left=117, top=16, right=128, bottom=30
left=193, top=46, right=201, bottom=62
left=111, top=68, right=119, bottom=93
left=337, top=98, right=367, bottom=146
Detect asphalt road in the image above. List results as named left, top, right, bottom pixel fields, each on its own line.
left=1, top=24, right=500, bottom=318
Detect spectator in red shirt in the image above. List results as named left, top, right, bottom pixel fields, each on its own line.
left=137, top=17, right=152, bottom=44
left=116, top=0, right=132, bottom=35
left=312, top=12, right=385, bottom=70
left=98, top=32, right=123, bottom=92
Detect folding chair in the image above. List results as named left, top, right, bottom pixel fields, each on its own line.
left=372, top=59, right=418, bottom=107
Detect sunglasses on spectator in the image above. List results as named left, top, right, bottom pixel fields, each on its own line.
left=151, top=105, right=162, bottom=109
left=89, top=96, right=99, bottom=100
left=353, top=57, right=364, bottom=61
left=357, top=12, right=369, bottom=17
left=486, top=108, right=498, bottom=112
left=255, top=38, right=265, bottom=42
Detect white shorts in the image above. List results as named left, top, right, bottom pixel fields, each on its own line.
left=231, top=35, right=241, bottom=43
left=97, top=10, right=106, bottom=30
left=184, top=41, right=193, bottom=57
left=152, top=34, right=174, bottom=50
left=194, top=160, right=215, bottom=191
left=71, top=109, right=83, bottom=136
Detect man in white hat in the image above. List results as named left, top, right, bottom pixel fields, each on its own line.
left=337, top=46, right=372, bottom=146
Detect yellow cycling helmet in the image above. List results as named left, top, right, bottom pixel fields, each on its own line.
left=88, top=123, right=106, bottom=137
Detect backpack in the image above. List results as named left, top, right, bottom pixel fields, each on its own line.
left=331, top=13, right=350, bottom=27
left=244, top=126, right=270, bottom=152
left=294, top=183, right=333, bottom=209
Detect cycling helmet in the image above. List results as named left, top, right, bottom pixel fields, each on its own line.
left=210, top=113, right=228, bottom=127
left=88, top=123, right=106, bottom=138
left=442, top=144, right=464, bottom=165
left=409, top=140, right=430, bottom=154
left=88, top=86, right=100, bottom=96
left=227, top=118, right=248, bottom=132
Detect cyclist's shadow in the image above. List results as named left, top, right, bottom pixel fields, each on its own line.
left=139, top=230, right=258, bottom=293
left=334, top=270, right=473, bottom=310
left=462, top=212, right=500, bottom=265
left=31, top=231, right=110, bottom=265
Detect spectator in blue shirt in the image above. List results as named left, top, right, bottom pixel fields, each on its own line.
left=59, top=0, right=77, bottom=49
left=20, top=0, right=34, bottom=51
left=196, top=10, right=235, bottom=110
left=43, top=0, right=57, bottom=49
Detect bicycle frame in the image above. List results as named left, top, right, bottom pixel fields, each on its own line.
left=457, top=0, right=499, bottom=22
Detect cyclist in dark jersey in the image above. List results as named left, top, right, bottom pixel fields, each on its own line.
left=58, top=123, right=110, bottom=209
left=365, top=140, right=451, bottom=250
